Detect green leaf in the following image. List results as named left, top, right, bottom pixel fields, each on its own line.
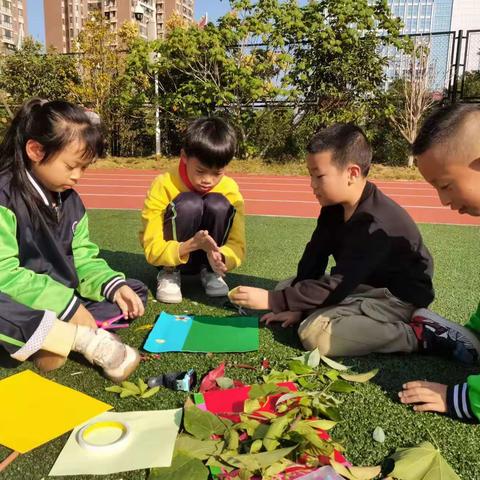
left=174, top=434, right=224, bottom=460
left=292, top=347, right=321, bottom=367
left=250, top=439, right=263, bottom=454
left=221, top=446, right=297, bottom=471
left=287, top=360, right=314, bottom=375
left=105, top=386, right=123, bottom=393
left=184, top=406, right=232, bottom=440
left=340, top=369, right=379, bottom=383
left=141, top=386, right=160, bottom=398
left=372, top=426, right=385, bottom=443
left=119, top=389, right=137, bottom=398
left=320, top=356, right=351, bottom=371
left=121, top=381, right=141, bottom=394
left=249, top=383, right=288, bottom=400
left=301, top=419, right=337, bottom=430
left=331, top=461, right=381, bottom=480
left=263, top=413, right=294, bottom=451
left=388, top=441, right=460, bottom=480
left=329, top=380, right=356, bottom=393
left=306, top=348, right=321, bottom=367
left=149, top=452, right=209, bottom=480
left=216, top=377, right=234, bottom=390
left=138, top=378, right=149, bottom=394
left=244, top=398, right=261, bottom=414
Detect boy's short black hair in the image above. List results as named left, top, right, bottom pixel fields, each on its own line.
left=307, top=123, right=372, bottom=177
left=182, top=116, right=237, bottom=169
left=413, top=104, right=480, bottom=156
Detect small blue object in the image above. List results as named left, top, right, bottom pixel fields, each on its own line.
left=177, top=369, right=195, bottom=392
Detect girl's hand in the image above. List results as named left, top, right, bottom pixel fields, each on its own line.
left=113, top=285, right=145, bottom=319
left=207, top=250, right=227, bottom=276
left=229, top=286, right=269, bottom=310
left=261, top=311, right=303, bottom=328
left=398, top=381, right=447, bottom=413
left=70, top=304, right=97, bottom=329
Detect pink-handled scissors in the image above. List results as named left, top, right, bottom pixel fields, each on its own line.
left=95, top=314, right=130, bottom=330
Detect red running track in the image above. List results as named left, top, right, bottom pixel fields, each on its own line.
left=76, top=169, right=480, bottom=226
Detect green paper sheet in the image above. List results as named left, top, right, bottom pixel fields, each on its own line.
left=183, top=315, right=258, bottom=352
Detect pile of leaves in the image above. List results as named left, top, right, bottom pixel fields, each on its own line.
left=149, top=350, right=381, bottom=480
left=105, top=378, right=159, bottom=399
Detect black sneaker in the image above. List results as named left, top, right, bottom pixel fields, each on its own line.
left=411, top=308, right=480, bottom=364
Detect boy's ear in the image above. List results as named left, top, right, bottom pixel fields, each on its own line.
left=180, top=149, right=187, bottom=164
left=347, top=164, right=362, bottom=184
left=26, top=140, right=45, bottom=164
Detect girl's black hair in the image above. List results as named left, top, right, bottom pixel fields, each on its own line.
left=0, top=98, right=104, bottom=221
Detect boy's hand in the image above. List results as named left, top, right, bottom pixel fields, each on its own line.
left=398, top=381, right=447, bottom=413
left=207, top=250, right=227, bottom=276
left=229, top=286, right=269, bottom=310
left=261, top=311, right=302, bottom=328
left=193, top=230, right=218, bottom=252
left=69, top=304, right=97, bottom=329
left=113, top=285, right=145, bottom=319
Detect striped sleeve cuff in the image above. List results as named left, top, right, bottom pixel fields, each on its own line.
left=102, top=276, right=127, bottom=301
left=11, top=310, right=56, bottom=361
left=59, top=295, right=81, bottom=322
left=447, top=383, right=477, bottom=422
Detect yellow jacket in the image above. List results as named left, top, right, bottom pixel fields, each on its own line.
left=140, top=166, right=246, bottom=271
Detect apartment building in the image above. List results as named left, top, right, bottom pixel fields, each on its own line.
left=0, top=0, right=27, bottom=51
left=44, top=0, right=195, bottom=53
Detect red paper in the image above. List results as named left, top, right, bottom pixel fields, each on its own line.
left=202, top=382, right=297, bottom=422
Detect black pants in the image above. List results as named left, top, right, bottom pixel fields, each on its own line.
left=163, top=192, right=235, bottom=273
left=0, top=278, right=147, bottom=357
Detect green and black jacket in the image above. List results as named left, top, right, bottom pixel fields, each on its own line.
left=0, top=170, right=127, bottom=320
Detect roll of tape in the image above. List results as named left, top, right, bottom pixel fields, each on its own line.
left=76, top=420, right=130, bottom=452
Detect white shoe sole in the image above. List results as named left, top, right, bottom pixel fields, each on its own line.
left=104, top=346, right=141, bottom=383
left=156, top=291, right=182, bottom=303
left=205, top=288, right=229, bottom=297
left=414, top=308, right=480, bottom=357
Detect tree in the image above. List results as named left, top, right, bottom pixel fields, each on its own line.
left=151, top=0, right=294, bottom=157
left=70, top=13, right=142, bottom=155
left=278, top=0, right=408, bottom=129
left=0, top=37, right=79, bottom=105
left=388, top=41, right=439, bottom=167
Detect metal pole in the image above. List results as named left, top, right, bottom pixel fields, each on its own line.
left=452, top=30, right=463, bottom=103
left=155, top=72, right=161, bottom=157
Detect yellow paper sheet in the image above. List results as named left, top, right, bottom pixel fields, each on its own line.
left=49, top=409, right=183, bottom=476
left=0, top=370, right=112, bottom=453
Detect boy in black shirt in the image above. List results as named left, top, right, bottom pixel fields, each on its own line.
left=231, top=124, right=476, bottom=359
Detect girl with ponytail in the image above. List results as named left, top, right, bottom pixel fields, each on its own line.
left=0, top=99, right=148, bottom=382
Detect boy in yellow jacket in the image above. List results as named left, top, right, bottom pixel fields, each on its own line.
left=140, top=117, right=245, bottom=303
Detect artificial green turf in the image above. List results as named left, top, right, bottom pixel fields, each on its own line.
left=1, top=211, right=479, bottom=479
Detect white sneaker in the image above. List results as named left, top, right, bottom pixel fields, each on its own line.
left=156, top=269, right=182, bottom=303
left=73, top=327, right=140, bottom=383
left=200, top=268, right=229, bottom=297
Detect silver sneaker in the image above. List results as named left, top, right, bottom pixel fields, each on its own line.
left=200, top=268, right=229, bottom=297
left=156, top=269, right=182, bottom=303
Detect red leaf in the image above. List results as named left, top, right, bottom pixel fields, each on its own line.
left=261, top=358, right=270, bottom=369
left=200, top=362, right=225, bottom=393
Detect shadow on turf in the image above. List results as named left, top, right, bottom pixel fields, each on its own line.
left=98, top=248, right=279, bottom=301
left=341, top=353, right=479, bottom=402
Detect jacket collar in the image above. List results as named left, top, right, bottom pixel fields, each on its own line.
left=25, top=170, right=62, bottom=209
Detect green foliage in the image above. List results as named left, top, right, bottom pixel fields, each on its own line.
left=104, top=378, right=160, bottom=399
left=387, top=441, right=460, bottom=480
left=463, top=71, right=480, bottom=100
left=0, top=37, right=79, bottom=105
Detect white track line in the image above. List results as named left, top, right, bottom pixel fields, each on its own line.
left=76, top=184, right=437, bottom=197
left=79, top=193, right=446, bottom=209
